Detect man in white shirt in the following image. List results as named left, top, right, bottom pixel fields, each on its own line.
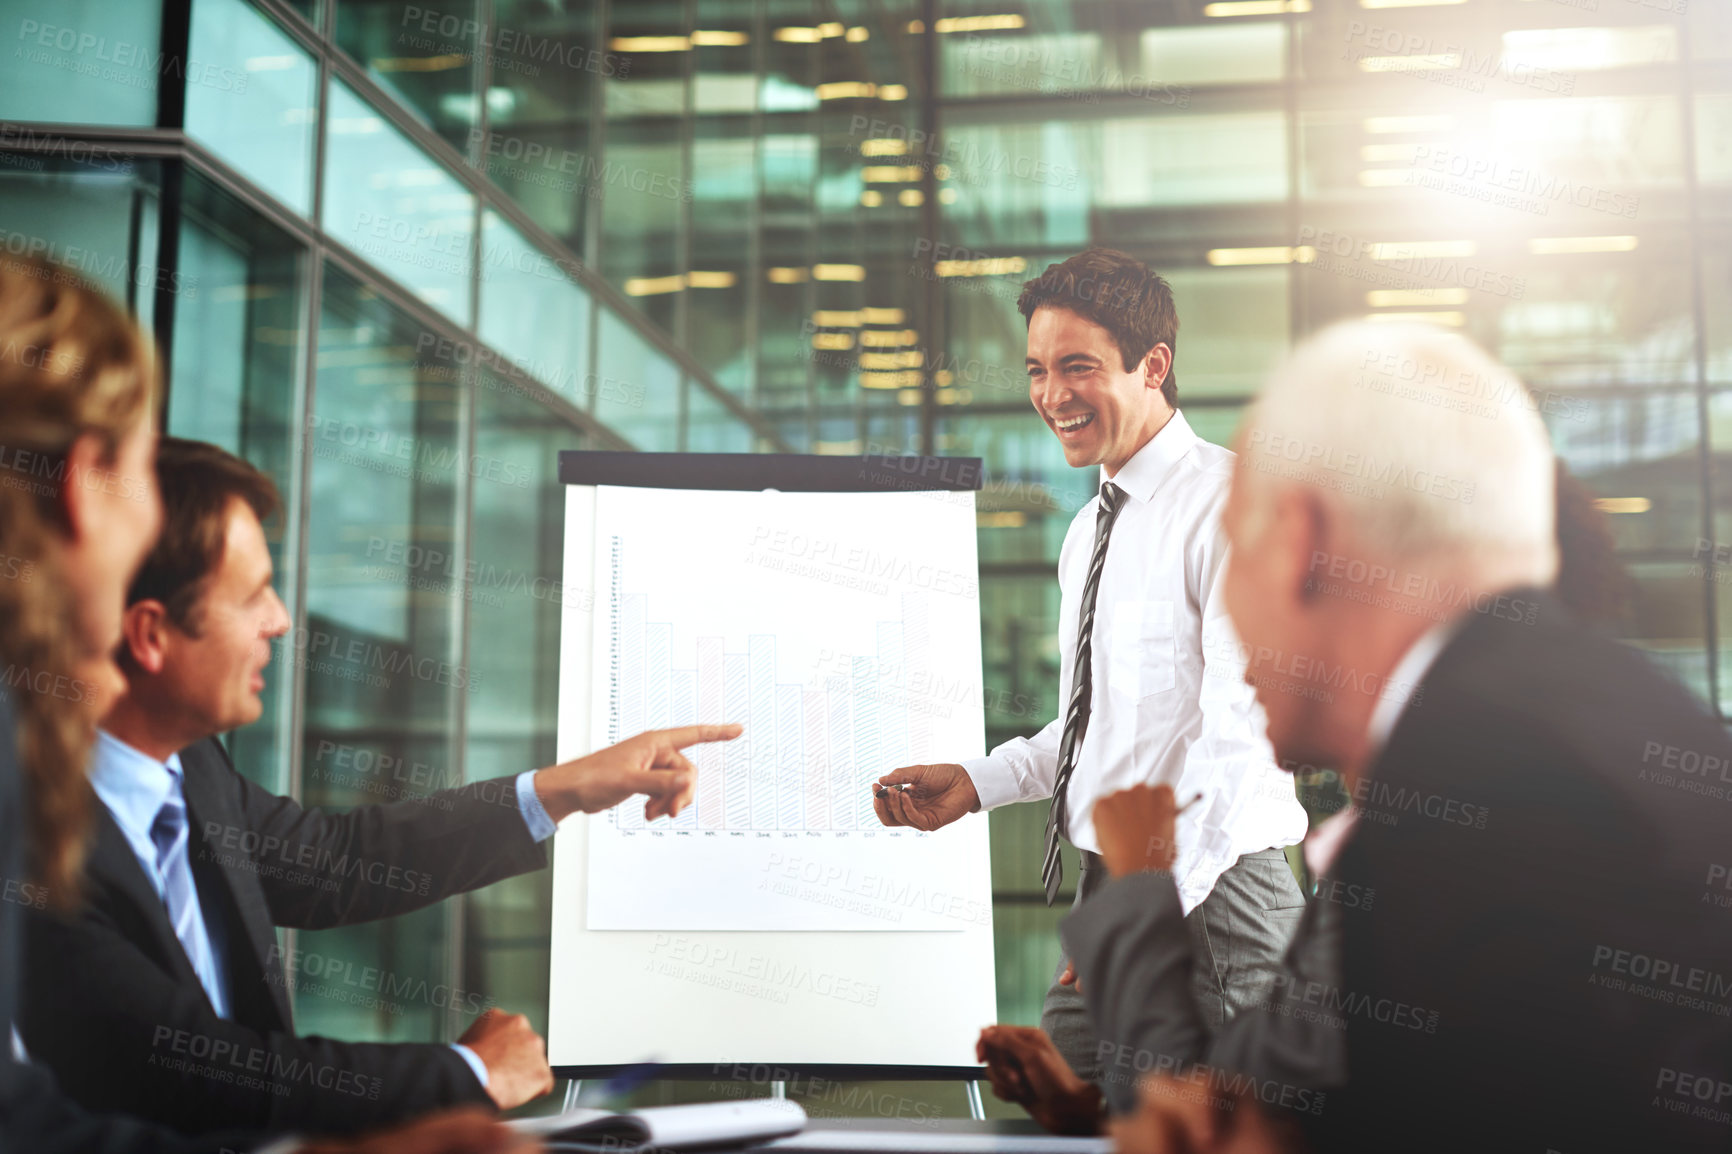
left=872, top=248, right=1308, bottom=1091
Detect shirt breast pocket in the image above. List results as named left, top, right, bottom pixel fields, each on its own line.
left=1107, top=598, right=1177, bottom=701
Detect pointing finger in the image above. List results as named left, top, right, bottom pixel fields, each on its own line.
left=658, top=723, right=743, bottom=750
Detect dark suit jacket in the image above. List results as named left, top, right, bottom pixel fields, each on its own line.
left=0, top=690, right=260, bottom=1153
left=19, top=735, right=548, bottom=1137
left=1065, top=589, right=1732, bottom=1152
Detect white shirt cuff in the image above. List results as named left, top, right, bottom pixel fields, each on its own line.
left=515, top=769, right=557, bottom=842
left=451, top=1042, right=489, bottom=1088
left=253, top=1140, right=305, bottom=1154
left=960, top=755, right=1027, bottom=812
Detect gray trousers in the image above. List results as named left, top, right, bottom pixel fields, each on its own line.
left=1041, top=847, right=1306, bottom=1085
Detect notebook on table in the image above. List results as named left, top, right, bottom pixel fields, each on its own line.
left=511, top=1098, right=808, bottom=1151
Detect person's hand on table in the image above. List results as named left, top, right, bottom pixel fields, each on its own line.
left=299, top=1105, right=541, bottom=1154
left=975, top=1025, right=1104, bottom=1136
left=1109, top=1075, right=1298, bottom=1154
left=870, top=763, right=980, bottom=831
left=458, top=1008, right=554, bottom=1109
left=1093, top=784, right=1181, bottom=879
left=533, top=724, right=742, bottom=824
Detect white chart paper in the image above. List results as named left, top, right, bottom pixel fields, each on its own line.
left=584, top=485, right=988, bottom=932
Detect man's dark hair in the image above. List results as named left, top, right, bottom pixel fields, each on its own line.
left=1016, top=247, right=1179, bottom=407
left=126, top=436, right=280, bottom=632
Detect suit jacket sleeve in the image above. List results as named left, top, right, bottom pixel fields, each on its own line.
left=198, top=739, right=548, bottom=929
left=1061, top=871, right=1344, bottom=1118
left=0, top=1051, right=267, bottom=1154
left=20, top=893, right=493, bottom=1137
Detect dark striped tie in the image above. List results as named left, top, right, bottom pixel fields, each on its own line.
left=1043, top=480, right=1126, bottom=904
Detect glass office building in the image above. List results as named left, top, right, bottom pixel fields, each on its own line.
left=2, top=0, right=1727, bottom=1116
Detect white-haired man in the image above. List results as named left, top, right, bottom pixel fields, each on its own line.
left=1049, top=324, right=1731, bottom=1152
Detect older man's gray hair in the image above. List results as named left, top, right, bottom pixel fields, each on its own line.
left=1235, top=322, right=1558, bottom=590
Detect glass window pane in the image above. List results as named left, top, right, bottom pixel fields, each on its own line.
left=600, top=124, right=685, bottom=335
left=685, top=382, right=752, bottom=452
left=604, top=1, right=688, bottom=119
left=187, top=0, right=317, bottom=215
left=477, top=210, right=592, bottom=405
left=0, top=156, right=163, bottom=315
left=1141, top=22, right=1284, bottom=88
left=1552, top=391, right=1701, bottom=553
left=334, top=0, right=479, bottom=154
left=0, top=1, right=162, bottom=126
left=594, top=308, right=679, bottom=448
left=463, top=386, right=584, bottom=1036
left=322, top=79, right=476, bottom=324
left=294, top=263, right=465, bottom=1043
left=483, top=0, right=601, bottom=251
left=168, top=170, right=306, bottom=793
left=693, top=1, right=755, bottom=115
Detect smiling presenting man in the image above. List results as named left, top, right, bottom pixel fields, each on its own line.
left=872, top=248, right=1307, bottom=1116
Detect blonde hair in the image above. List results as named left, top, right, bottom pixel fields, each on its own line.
left=0, top=254, right=157, bottom=904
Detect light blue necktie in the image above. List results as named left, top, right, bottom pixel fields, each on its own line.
left=149, top=788, right=223, bottom=1010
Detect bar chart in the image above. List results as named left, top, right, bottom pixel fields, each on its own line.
left=582, top=483, right=987, bottom=932
left=607, top=587, right=939, bottom=833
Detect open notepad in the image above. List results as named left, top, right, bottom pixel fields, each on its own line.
left=511, top=1099, right=808, bottom=1150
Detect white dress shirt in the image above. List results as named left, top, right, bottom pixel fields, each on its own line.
left=963, top=409, right=1308, bottom=912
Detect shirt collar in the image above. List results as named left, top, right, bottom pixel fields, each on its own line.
left=1306, top=617, right=1462, bottom=879
left=1363, top=619, right=1459, bottom=762
left=90, top=729, right=185, bottom=840
left=1099, top=408, right=1199, bottom=506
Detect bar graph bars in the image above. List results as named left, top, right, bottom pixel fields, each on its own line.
left=606, top=574, right=937, bottom=832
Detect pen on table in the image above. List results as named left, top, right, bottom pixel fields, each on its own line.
left=573, top=1060, right=662, bottom=1109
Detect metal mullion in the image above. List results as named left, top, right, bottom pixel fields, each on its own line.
left=443, top=346, right=479, bottom=1045
left=1283, top=5, right=1303, bottom=341
left=674, top=0, right=696, bottom=450
left=152, top=158, right=186, bottom=428
left=152, top=0, right=190, bottom=401
left=744, top=0, right=766, bottom=434
left=918, top=0, right=939, bottom=459
left=1677, top=14, right=1720, bottom=713
left=444, top=0, right=495, bottom=1044
left=283, top=244, right=318, bottom=807
left=585, top=0, right=610, bottom=274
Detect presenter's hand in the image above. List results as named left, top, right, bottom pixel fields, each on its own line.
left=300, top=1106, right=541, bottom=1154
left=1109, top=1075, right=1297, bottom=1154
left=871, top=763, right=980, bottom=831
left=1094, top=784, right=1180, bottom=879
left=533, top=724, right=742, bottom=824
left=459, top=1009, right=555, bottom=1110
left=975, top=1025, right=1103, bottom=1136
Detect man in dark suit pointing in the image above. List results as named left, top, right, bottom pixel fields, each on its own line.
left=18, top=437, right=739, bottom=1137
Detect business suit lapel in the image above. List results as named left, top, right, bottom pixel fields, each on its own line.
left=180, top=740, right=296, bottom=1030
left=82, top=804, right=214, bottom=1004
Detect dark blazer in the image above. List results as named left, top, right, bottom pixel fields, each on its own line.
left=19, top=735, right=548, bottom=1137
left=0, top=689, right=259, bottom=1153
left=1065, top=589, right=1732, bottom=1152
